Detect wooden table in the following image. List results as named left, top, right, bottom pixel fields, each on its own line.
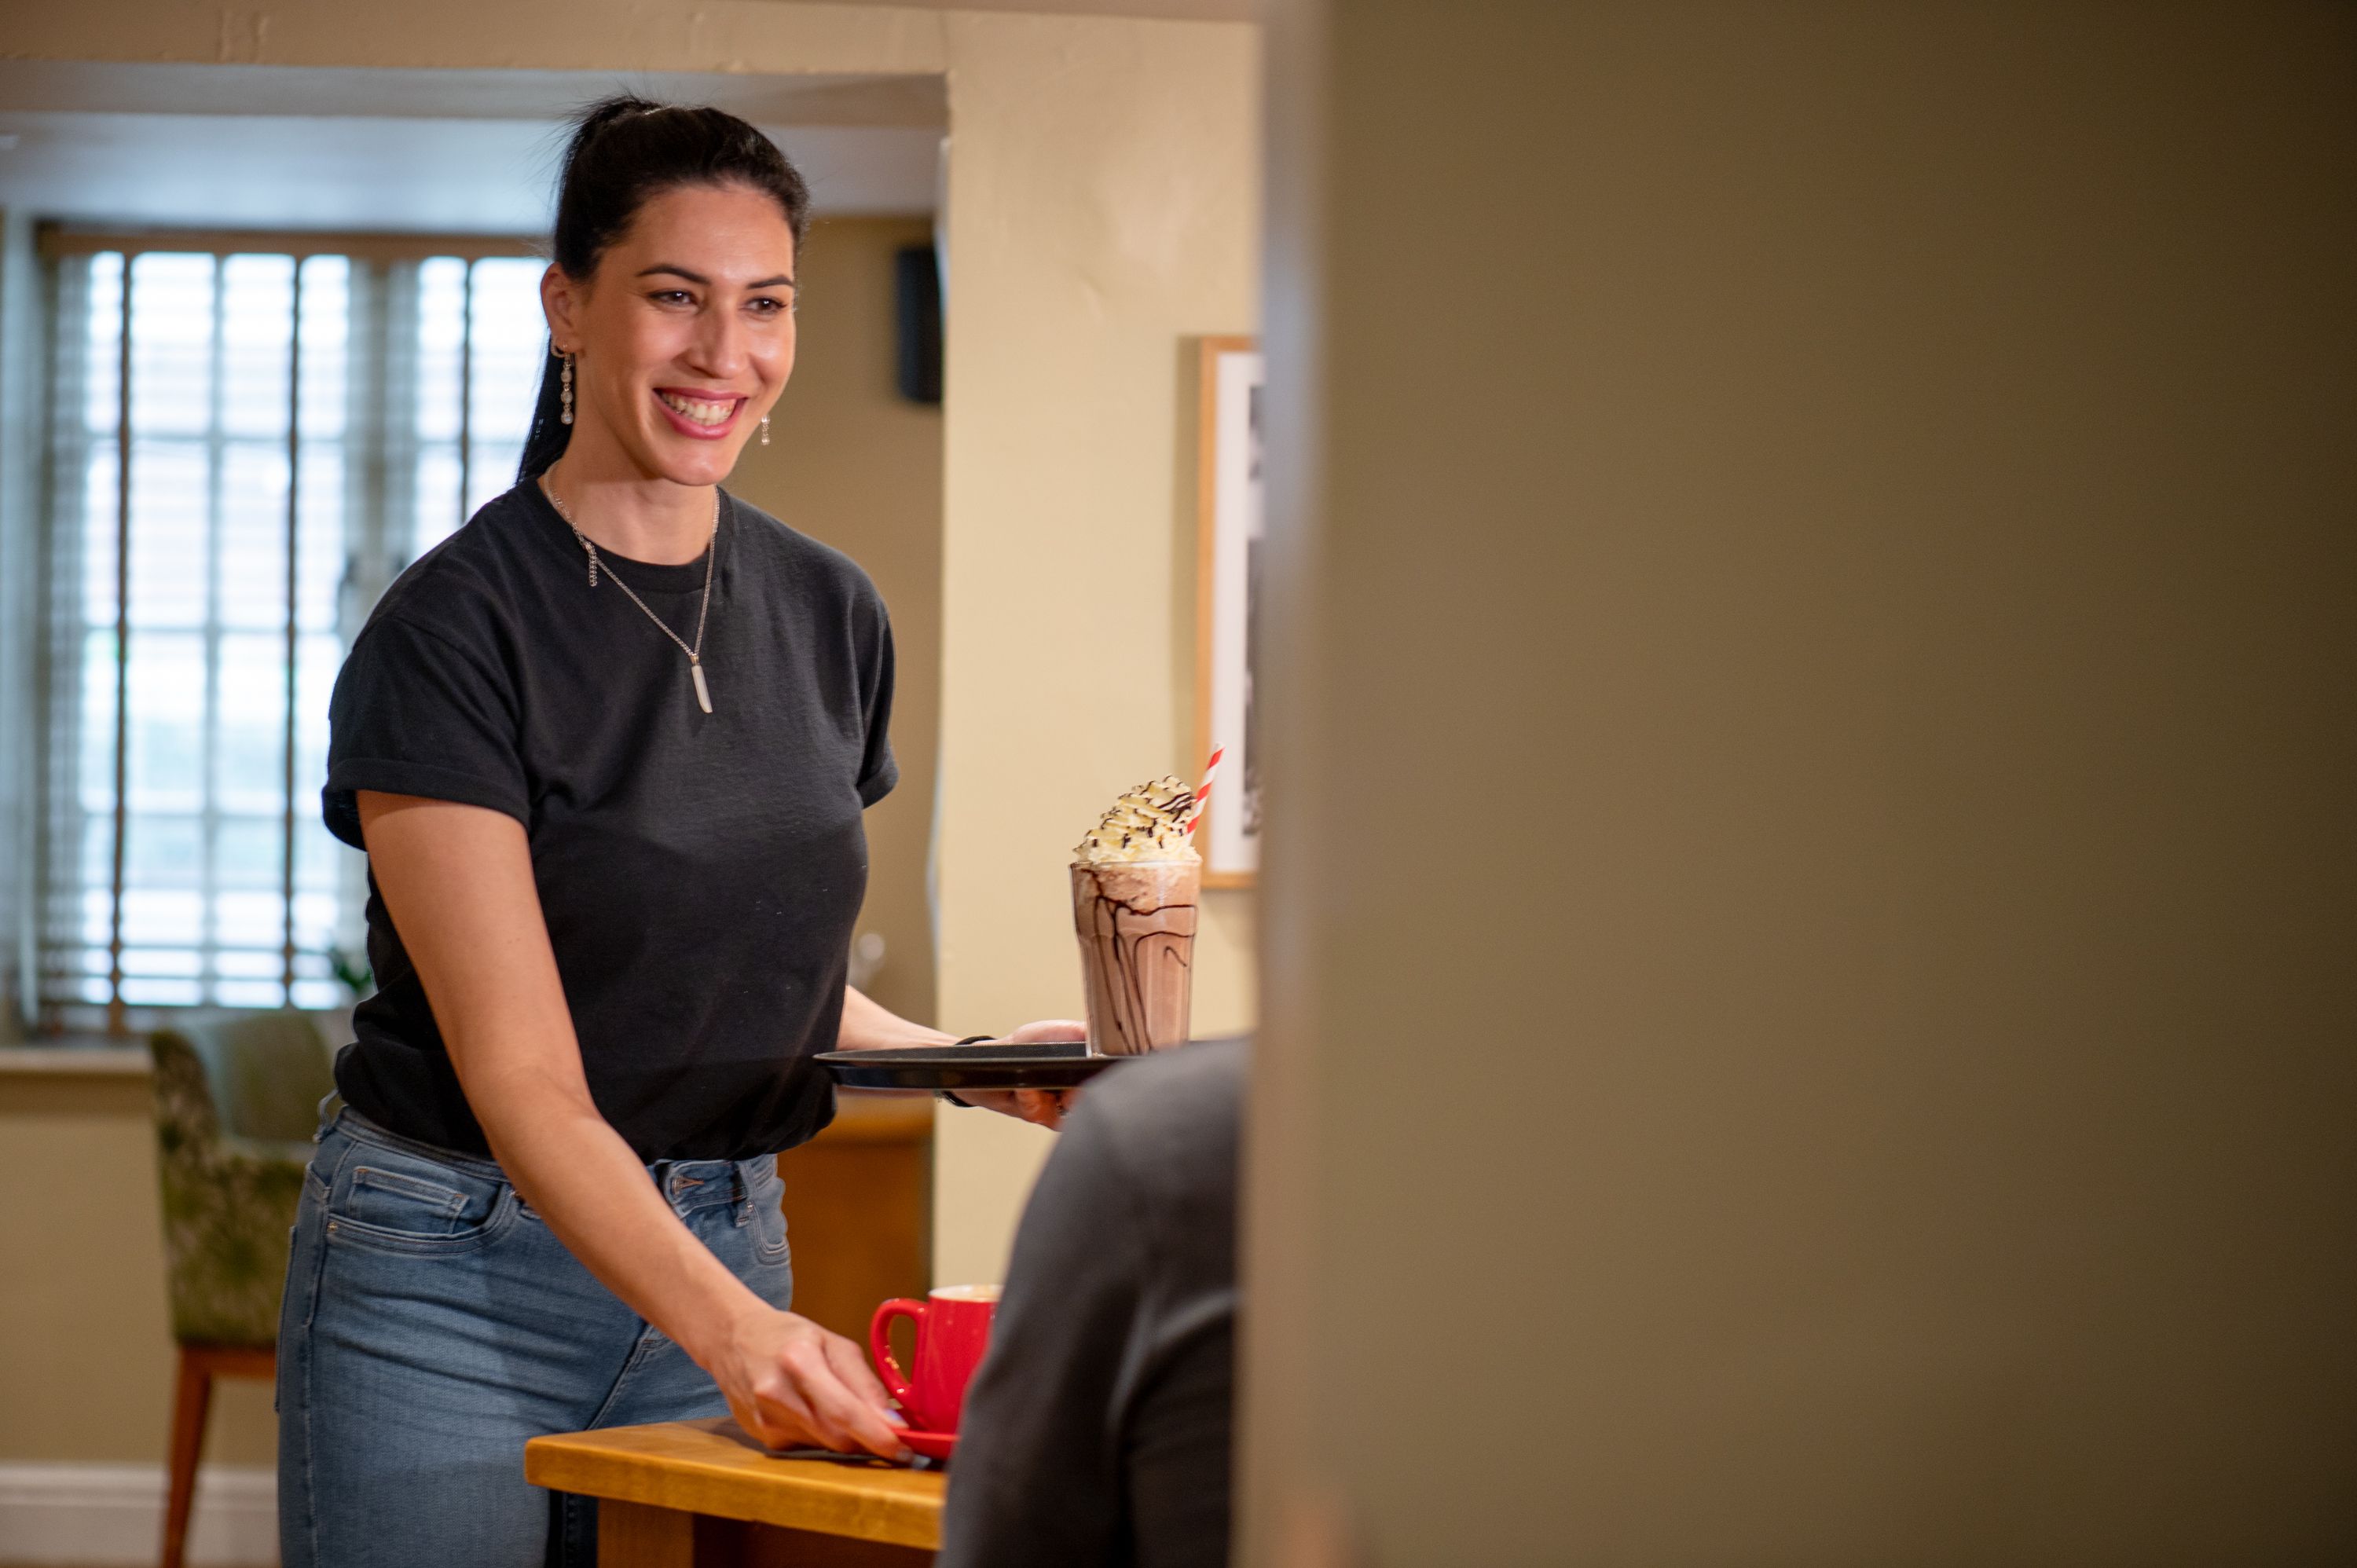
left=526, top=1418, right=943, bottom=1567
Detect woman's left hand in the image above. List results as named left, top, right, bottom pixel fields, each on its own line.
left=839, top=987, right=1084, bottom=1128
left=963, top=1017, right=1087, bottom=1129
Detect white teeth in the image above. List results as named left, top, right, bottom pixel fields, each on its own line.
left=658, top=390, right=735, bottom=427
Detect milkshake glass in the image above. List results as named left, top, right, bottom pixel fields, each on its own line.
left=1071, top=859, right=1200, bottom=1054
left=1070, top=776, right=1203, bottom=1055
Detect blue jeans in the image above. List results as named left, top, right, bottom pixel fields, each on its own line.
left=276, top=1107, right=793, bottom=1568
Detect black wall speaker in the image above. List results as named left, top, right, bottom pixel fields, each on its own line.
left=895, top=244, right=944, bottom=405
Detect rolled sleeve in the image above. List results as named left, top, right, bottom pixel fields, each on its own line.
left=321, top=615, right=529, bottom=848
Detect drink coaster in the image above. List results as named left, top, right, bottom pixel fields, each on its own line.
left=815, top=1041, right=1126, bottom=1092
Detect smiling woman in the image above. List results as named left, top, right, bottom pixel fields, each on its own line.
left=523, top=98, right=805, bottom=540
left=277, top=97, right=1079, bottom=1568
left=566, top=211, right=798, bottom=462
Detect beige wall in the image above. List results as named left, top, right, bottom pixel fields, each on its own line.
left=0, top=1066, right=279, bottom=1465
left=1244, top=3, right=2355, bottom=1563
left=729, top=212, right=944, bottom=1032
left=926, top=13, right=1260, bottom=1285
left=0, top=0, right=1262, bottom=1467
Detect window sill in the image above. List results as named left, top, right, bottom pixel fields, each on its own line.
left=0, top=1041, right=149, bottom=1075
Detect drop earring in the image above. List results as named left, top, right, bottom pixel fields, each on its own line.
left=559, top=350, right=574, bottom=426
left=760, top=414, right=771, bottom=447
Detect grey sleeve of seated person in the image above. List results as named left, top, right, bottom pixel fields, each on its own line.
left=939, top=1039, right=1243, bottom=1568
left=936, top=1105, right=1142, bottom=1568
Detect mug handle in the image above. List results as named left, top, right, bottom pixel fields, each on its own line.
left=869, top=1299, right=926, bottom=1414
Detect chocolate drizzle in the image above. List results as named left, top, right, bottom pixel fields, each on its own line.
left=1071, top=860, right=1199, bottom=1055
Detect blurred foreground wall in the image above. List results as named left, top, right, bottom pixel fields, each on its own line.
left=1246, top=3, right=2355, bottom=1563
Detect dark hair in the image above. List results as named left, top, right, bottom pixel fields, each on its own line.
left=518, top=96, right=811, bottom=481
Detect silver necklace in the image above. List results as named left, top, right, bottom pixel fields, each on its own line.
left=537, top=475, right=720, bottom=714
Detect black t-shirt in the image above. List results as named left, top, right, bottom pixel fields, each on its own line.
left=322, top=482, right=896, bottom=1161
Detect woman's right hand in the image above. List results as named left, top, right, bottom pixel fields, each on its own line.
left=704, top=1304, right=909, bottom=1457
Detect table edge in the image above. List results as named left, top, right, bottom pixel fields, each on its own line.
left=524, top=1431, right=944, bottom=1551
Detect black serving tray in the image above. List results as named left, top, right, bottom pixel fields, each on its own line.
left=816, top=1040, right=1126, bottom=1092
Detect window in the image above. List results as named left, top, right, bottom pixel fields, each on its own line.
left=35, top=230, right=547, bottom=1031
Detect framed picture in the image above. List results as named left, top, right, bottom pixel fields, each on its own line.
left=1193, top=335, right=1264, bottom=888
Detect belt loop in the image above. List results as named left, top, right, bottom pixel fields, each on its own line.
left=731, top=1161, right=754, bottom=1226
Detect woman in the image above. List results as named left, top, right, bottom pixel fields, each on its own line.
left=280, top=98, right=1068, bottom=1568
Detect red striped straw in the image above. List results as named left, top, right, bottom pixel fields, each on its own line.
left=1185, top=746, right=1225, bottom=835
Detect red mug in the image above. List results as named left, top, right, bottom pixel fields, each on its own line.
left=869, top=1284, right=999, bottom=1434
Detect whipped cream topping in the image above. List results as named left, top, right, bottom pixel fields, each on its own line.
left=1074, top=775, right=1202, bottom=863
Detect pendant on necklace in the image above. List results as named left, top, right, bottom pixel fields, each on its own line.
left=690, top=661, right=713, bottom=715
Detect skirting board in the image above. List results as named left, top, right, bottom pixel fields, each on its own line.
left=0, top=1464, right=275, bottom=1566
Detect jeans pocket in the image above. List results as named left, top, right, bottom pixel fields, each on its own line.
left=326, top=1149, right=512, bottom=1255
left=346, top=1166, right=468, bottom=1230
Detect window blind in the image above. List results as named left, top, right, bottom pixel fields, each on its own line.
left=35, top=229, right=547, bottom=1031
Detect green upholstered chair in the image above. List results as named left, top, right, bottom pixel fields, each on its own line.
left=147, top=1012, right=335, bottom=1568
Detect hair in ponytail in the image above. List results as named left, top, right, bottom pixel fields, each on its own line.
left=518, top=96, right=812, bottom=482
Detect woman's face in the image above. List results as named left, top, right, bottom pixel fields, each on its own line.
left=542, top=181, right=798, bottom=487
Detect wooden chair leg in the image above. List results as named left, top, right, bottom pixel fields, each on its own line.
left=161, top=1346, right=211, bottom=1568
